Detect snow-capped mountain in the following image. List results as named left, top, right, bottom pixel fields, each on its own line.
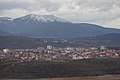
left=0, top=17, right=13, bottom=24
left=14, top=14, right=70, bottom=23
left=0, top=17, right=13, bottom=21
left=0, top=14, right=120, bottom=38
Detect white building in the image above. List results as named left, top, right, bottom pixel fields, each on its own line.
left=47, top=45, right=53, bottom=50
left=3, top=49, right=10, bottom=53
left=100, top=46, right=106, bottom=50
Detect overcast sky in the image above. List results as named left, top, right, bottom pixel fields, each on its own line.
left=0, top=0, right=120, bottom=28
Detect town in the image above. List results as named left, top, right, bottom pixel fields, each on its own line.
left=0, top=45, right=120, bottom=62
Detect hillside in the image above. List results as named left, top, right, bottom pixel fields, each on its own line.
left=0, top=33, right=120, bottom=49
left=93, top=33, right=120, bottom=41
left=0, top=58, right=120, bottom=78
left=0, top=30, right=13, bottom=36
left=0, top=36, right=43, bottom=49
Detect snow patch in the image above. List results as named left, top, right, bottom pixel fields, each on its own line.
left=19, top=14, right=70, bottom=23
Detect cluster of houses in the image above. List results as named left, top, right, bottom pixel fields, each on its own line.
left=0, top=45, right=120, bottom=61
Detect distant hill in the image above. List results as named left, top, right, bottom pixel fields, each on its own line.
left=0, top=30, right=13, bottom=36
left=93, top=33, right=120, bottom=41
left=0, top=36, right=41, bottom=49
left=0, top=33, right=120, bottom=49
left=0, top=14, right=120, bottom=38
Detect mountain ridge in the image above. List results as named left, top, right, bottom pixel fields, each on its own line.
left=0, top=14, right=120, bottom=38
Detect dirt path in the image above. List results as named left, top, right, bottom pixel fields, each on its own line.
left=1, top=75, right=120, bottom=80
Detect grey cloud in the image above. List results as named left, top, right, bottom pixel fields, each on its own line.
left=75, top=0, right=120, bottom=11
left=0, top=1, right=31, bottom=10
left=0, top=0, right=61, bottom=12
left=35, top=2, right=60, bottom=12
left=0, top=0, right=120, bottom=28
